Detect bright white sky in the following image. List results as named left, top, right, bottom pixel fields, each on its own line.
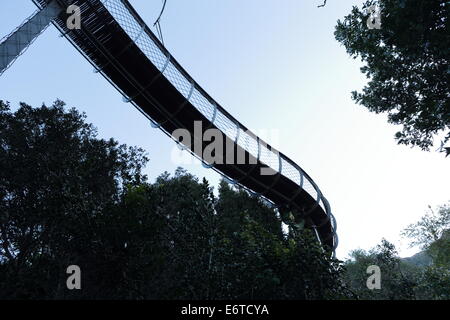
left=0, top=0, right=448, bottom=259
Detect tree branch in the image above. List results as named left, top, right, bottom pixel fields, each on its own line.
left=0, top=226, right=15, bottom=261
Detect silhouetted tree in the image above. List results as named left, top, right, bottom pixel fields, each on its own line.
left=343, top=239, right=418, bottom=300
left=343, top=204, right=450, bottom=300
left=0, top=100, right=150, bottom=299
left=401, top=203, right=450, bottom=299
left=335, top=0, right=449, bottom=155
left=0, top=100, right=348, bottom=299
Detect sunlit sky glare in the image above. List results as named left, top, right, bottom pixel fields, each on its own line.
left=0, top=0, right=448, bottom=259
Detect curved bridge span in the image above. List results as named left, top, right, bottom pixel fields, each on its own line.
left=29, top=0, right=337, bottom=252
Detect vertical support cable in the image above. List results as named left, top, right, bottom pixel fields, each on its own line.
left=187, top=81, right=194, bottom=101
left=234, top=123, right=240, bottom=143
left=278, top=152, right=282, bottom=173
left=211, top=102, right=218, bottom=123
left=257, top=137, right=261, bottom=162
left=134, top=25, right=145, bottom=42
left=161, top=53, right=171, bottom=73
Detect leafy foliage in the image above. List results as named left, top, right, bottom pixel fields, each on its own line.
left=343, top=239, right=417, bottom=300
left=401, top=202, right=450, bottom=251
left=400, top=203, right=450, bottom=299
left=344, top=203, right=450, bottom=300
left=1, top=100, right=447, bottom=300
left=0, top=101, right=347, bottom=299
left=0, top=100, right=148, bottom=299
left=335, top=0, right=449, bottom=155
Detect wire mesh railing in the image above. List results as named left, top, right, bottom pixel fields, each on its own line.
left=23, top=0, right=337, bottom=250
left=100, top=0, right=338, bottom=250
left=0, top=1, right=61, bottom=76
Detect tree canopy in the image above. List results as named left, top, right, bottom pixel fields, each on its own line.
left=1, top=100, right=447, bottom=300
left=343, top=239, right=417, bottom=300
left=0, top=100, right=347, bottom=299
left=343, top=203, right=450, bottom=300
left=335, top=0, right=449, bottom=156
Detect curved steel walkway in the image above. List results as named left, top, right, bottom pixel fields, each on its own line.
left=29, top=0, right=338, bottom=252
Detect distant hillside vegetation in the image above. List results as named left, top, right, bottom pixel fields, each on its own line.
left=402, top=251, right=432, bottom=267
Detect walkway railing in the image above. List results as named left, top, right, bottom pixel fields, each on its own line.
left=29, top=0, right=338, bottom=252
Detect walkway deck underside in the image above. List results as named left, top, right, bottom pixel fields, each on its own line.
left=33, top=0, right=337, bottom=250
